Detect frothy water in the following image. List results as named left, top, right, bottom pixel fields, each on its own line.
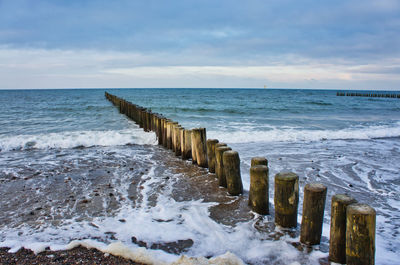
left=0, top=88, right=399, bottom=264
left=0, top=129, right=157, bottom=151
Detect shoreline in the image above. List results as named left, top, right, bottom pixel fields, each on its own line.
left=0, top=246, right=143, bottom=265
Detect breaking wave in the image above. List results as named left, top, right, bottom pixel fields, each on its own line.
left=0, top=129, right=157, bottom=151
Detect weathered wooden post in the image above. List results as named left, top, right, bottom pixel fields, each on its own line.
left=162, top=119, right=169, bottom=148
left=140, top=110, right=145, bottom=129
left=152, top=113, right=156, bottom=133
left=274, top=172, right=299, bottom=228
left=175, top=127, right=183, bottom=156
left=158, top=118, right=164, bottom=146
left=191, top=130, right=197, bottom=164
left=300, top=183, right=327, bottom=245
left=346, top=204, right=376, bottom=265
left=215, top=146, right=231, bottom=187
left=146, top=111, right=152, bottom=132
left=329, top=194, right=357, bottom=264
left=179, top=128, right=185, bottom=158
left=149, top=112, right=154, bottom=132
left=172, top=123, right=178, bottom=152
left=206, top=139, right=219, bottom=173
left=167, top=122, right=178, bottom=150
left=182, top=129, right=192, bottom=159
left=192, top=128, right=208, bottom=168
left=249, top=165, right=269, bottom=214
left=166, top=121, right=172, bottom=149
left=223, top=151, right=243, bottom=195
left=215, top=142, right=227, bottom=149
left=251, top=157, right=268, bottom=167
left=143, top=111, right=149, bottom=132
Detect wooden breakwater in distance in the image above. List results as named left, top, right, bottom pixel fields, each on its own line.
left=337, top=91, right=400, bottom=98
left=104, top=92, right=376, bottom=264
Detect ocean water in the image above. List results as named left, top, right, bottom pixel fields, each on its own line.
left=0, top=88, right=399, bottom=264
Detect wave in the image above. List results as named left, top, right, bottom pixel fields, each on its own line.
left=0, top=129, right=157, bottom=151
left=158, top=106, right=246, bottom=115
left=208, top=123, right=400, bottom=143
left=304, top=101, right=333, bottom=106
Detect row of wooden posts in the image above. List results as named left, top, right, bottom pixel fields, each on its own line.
left=105, top=92, right=376, bottom=265
left=337, top=91, right=400, bottom=98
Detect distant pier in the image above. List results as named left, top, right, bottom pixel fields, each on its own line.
left=337, top=92, right=400, bottom=98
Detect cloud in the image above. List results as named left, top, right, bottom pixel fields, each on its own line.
left=0, top=46, right=399, bottom=89
left=0, top=1, right=399, bottom=89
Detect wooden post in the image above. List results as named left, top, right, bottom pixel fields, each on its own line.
left=300, top=183, right=327, bottom=245
left=167, top=122, right=178, bottom=150
left=191, top=130, right=197, bottom=164
left=180, top=128, right=185, bottom=158
left=182, top=129, right=192, bottom=159
left=163, top=119, right=169, bottom=148
left=192, top=128, right=208, bottom=168
left=175, top=127, right=183, bottom=156
left=166, top=121, right=173, bottom=149
left=146, top=111, right=152, bottom=132
left=274, top=172, right=299, bottom=228
left=171, top=123, right=177, bottom=152
left=215, top=142, right=228, bottom=174
left=149, top=112, right=154, bottom=132
left=329, top=194, right=357, bottom=264
left=157, top=116, right=162, bottom=145
left=215, top=142, right=227, bottom=149
left=152, top=114, right=157, bottom=133
left=206, top=139, right=219, bottom=173
left=139, top=111, right=144, bottom=128
left=144, top=110, right=149, bottom=131
left=159, top=118, right=165, bottom=146
left=346, top=204, right=376, bottom=265
left=251, top=157, right=268, bottom=167
left=215, top=146, right=232, bottom=187
left=223, top=151, right=243, bottom=195
left=144, top=111, right=149, bottom=132
left=249, top=165, right=269, bottom=214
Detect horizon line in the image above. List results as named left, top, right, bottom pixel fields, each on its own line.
left=1, top=87, right=399, bottom=91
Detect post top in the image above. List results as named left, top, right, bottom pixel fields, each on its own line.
left=207, top=139, right=219, bottom=144
left=223, top=150, right=239, bottom=157
left=305, top=183, right=327, bottom=192
left=216, top=146, right=231, bottom=152
left=332, top=194, right=357, bottom=204
left=250, top=165, right=269, bottom=172
left=251, top=157, right=268, bottom=167
left=347, top=203, right=376, bottom=215
left=275, top=172, right=298, bottom=181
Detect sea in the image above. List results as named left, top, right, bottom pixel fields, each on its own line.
left=0, top=88, right=399, bottom=264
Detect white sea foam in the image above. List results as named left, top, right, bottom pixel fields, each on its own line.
left=208, top=122, right=400, bottom=143
left=0, top=129, right=157, bottom=151
left=0, top=159, right=325, bottom=265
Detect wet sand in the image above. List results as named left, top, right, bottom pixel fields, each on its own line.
left=0, top=246, right=143, bottom=265
left=0, top=144, right=330, bottom=264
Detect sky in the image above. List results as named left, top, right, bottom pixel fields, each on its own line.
left=0, top=0, right=399, bottom=89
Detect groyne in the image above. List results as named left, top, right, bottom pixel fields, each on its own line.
left=105, top=92, right=376, bottom=265
left=337, top=91, right=400, bottom=98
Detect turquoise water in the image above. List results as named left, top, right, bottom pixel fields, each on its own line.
left=2, top=88, right=400, bottom=138
left=0, top=88, right=399, bottom=264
